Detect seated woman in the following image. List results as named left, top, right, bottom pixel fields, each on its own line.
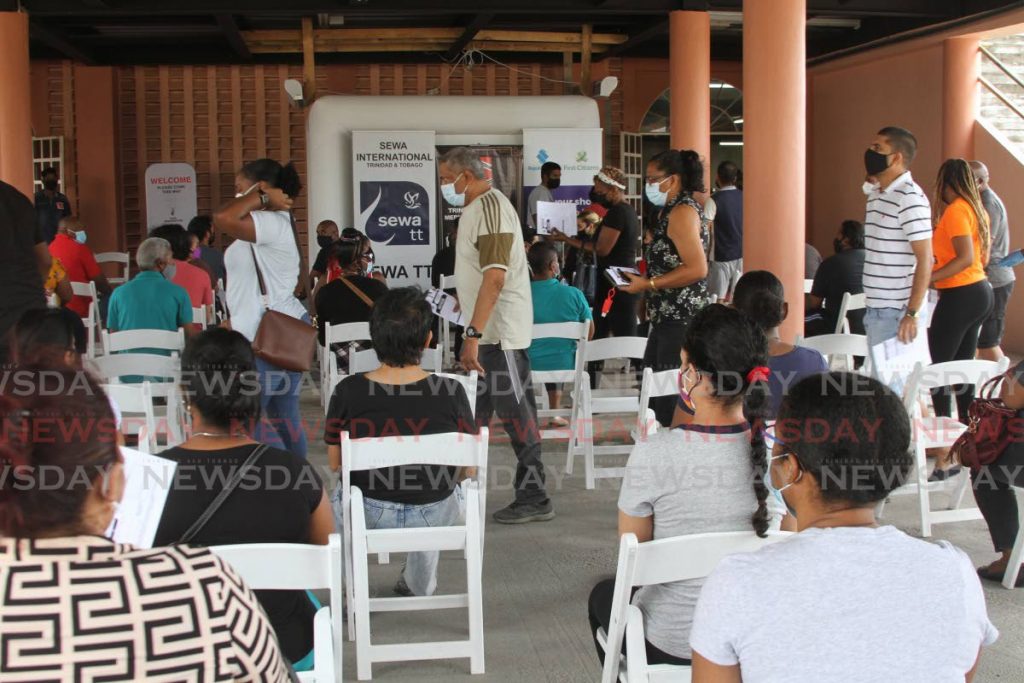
left=691, top=372, right=998, bottom=681
left=588, top=304, right=777, bottom=666
left=10, top=306, right=87, bottom=367
left=152, top=328, right=334, bottom=667
left=325, top=287, right=477, bottom=597
left=974, top=360, right=1024, bottom=586
left=0, top=366, right=288, bottom=681
left=732, top=270, right=828, bottom=418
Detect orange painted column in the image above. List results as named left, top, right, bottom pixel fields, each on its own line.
left=943, top=37, right=979, bottom=161
left=74, top=66, right=123, bottom=254
left=743, top=0, right=806, bottom=341
left=669, top=11, right=711, bottom=172
left=0, top=11, right=34, bottom=198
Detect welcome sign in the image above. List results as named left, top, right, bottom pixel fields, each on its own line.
left=522, top=128, right=603, bottom=216
left=144, top=162, right=197, bottom=230
left=352, top=130, right=437, bottom=288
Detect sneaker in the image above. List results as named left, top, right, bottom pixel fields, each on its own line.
left=393, top=576, right=414, bottom=597
left=492, top=500, right=555, bottom=524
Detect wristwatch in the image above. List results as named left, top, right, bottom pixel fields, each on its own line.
left=463, top=325, right=483, bottom=340
left=905, top=308, right=918, bottom=319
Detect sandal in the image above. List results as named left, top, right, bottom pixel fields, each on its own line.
left=927, top=465, right=962, bottom=482
left=977, top=564, right=1024, bottom=587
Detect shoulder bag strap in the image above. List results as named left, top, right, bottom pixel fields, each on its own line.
left=250, top=244, right=269, bottom=311
left=177, top=444, right=269, bottom=545
left=338, top=275, right=375, bottom=308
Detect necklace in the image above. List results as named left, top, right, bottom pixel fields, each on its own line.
left=192, top=431, right=236, bottom=438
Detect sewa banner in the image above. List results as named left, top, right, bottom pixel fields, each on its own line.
left=352, top=130, right=437, bottom=288
left=521, top=129, right=603, bottom=223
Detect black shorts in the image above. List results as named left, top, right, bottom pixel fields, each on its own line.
left=978, top=281, right=1015, bottom=349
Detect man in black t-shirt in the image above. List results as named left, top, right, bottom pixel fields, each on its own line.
left=33, top=167, right=72, bottom=244
left=308, top=220, right=340, bottom=290
left=0, top=181, right=49, bottom=362
left=806, top=220, right=866, bottom=337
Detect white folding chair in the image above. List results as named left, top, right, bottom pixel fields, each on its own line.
left=834, top=292, right=866, bottom=334
left=342, top=429, right=489, bottom=679
left=567, top=336, right=649, bottom=489
left=636, top=368, right=678, bottom=440
left=95, top=251, right=130, bottom=285
left=215, top=278, right=227, bottom=323
left=101, top=382, right=157, bottom=454
left=530, top=322, right=590, bottom=444
left=803, top=278, right=813, bottom=294
left=90, top=352, right=184, bottom=451
left=625, top=607, right=689, bottom=683
left=190, top=306, right=210, bottom=328
left=349, top=347, right=444, bottom=374
left=210, top=535, right=343, bottom=682
left=437, top=371, right=479, bottom=417
left=1003, top=485, right=1024, bottom=589
left=322, top=321, right=372, bottom=411
left=795, top=333, right=868, bottom=372
left=103, top=328, right=185, bottom=355
left=600, top=531, right=793, bottom=683
left=439, top=274, right=458, bottom=368
left=72, top=280, right=102, bottom=357
left=883, top=359, right=1009, bottom=537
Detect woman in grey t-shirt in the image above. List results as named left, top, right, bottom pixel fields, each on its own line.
left=587, top=304, right=777, bottom=664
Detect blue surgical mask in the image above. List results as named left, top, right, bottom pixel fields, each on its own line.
left=645, top=179, right=669, bottom=207
left=162, top=262, right=177, bottom=281
left=765, top=453, right=799, bottom=516
left=74, top=230, right=88, bottom=245
left=441, top=174, right=466, bottom=207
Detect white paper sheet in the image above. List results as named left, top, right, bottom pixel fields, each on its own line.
left=604, top=266, right=641, bottom=287
left=106, top=447, right=177, bottom=548
left=426, top=287, right=467, bottom=327
left=871, top=331, right=932, bottom=396
left=536, top=201, right=578, bottom=236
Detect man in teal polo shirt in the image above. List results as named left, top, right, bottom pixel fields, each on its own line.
left=107, top=237, right=192, bottom=352
left=527, top=241, right=594, bottom=425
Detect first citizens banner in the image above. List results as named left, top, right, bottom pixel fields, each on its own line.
left=352, top=130, right=437, bottom=288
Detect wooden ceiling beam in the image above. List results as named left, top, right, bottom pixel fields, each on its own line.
left=215, top=14, right=252, bottom=60
left=444, top=12, right=495, bottom=61
left=245, top=39, right=613, bottom=54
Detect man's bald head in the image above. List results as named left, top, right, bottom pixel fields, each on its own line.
left=58, top=216, right=84, bottom=234
left=969, top=160, right=990, bottom=190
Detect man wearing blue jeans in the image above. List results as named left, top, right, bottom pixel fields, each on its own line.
left=860, top=126, right=933, bottom=374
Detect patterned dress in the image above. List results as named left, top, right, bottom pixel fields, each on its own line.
left=645, top=193, right=710, bottom=324
left=0, top=536, right=289, bottom=682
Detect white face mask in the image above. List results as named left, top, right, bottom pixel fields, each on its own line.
left=441, top=174, right=466, bottom=207
left=862, top=180, right=880, bottom=196
left=645, top=178, right=670, bottom=207
left=235, top=182, right=259, bottom=199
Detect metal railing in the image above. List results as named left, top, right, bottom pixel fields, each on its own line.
left=979, top=45, right=1024, bottom=122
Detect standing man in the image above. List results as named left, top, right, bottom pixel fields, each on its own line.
left=0, top=181, right=49, bottom=362
left=439, top=146, right=552, bottom=524
left=971, top=160, right=1015, bottom=362
left=704, top=161, right=743, bottom=301
left=861, top=126, right=933, bottom=352
left=527, top=161, right=561, bottom=234
left=187, top=215, right=226, bottom=283
left=34, top=167, right=72, bottom=244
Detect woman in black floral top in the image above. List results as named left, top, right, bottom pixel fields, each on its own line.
left=619, top=149, right=710, bottom=426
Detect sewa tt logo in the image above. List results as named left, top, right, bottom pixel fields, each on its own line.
left=360, top=181, right=430, bottom=245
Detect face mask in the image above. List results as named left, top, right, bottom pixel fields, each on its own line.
left=765, top=454, right=799, bottom=517
left=833, top=238, right=844, bottom=254
left=191, top=247, right=202, bottom=260
left=546, top=177, right=561, bottom=190
left=645, top=179, right=670, bottom=207
left=235, top=182, right=259, bottom=199
left=43, top=179, right=58, bottom=191
left=74, top=230, right=88, bottom=245
left=162, top=262, right=177, bottom=281
left=441, top=173, right=466, bottom=207
left=863, top=149, right=892, bottom=176
left=862, top=180, right=880, bottom=196
left=365, top=254, right=374, bottom=276
left=677, top=367, right=699, bottom=416
left=317, top=235, right=335, bottom=249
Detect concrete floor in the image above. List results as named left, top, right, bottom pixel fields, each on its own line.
left=301, top=389, right=1024, bottom=682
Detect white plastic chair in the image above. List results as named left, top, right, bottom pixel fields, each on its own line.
left=215, top=278, right=227, bottom=323
left=883, top=359, right=1009, bottom=537
left=803, top=278, right=813, bottom=294
left=191, top=306, right=210, bottom=328
left=90, top=352, right=184, bottom=450
left=1003, top=485, right=1024, bottom=589
left=636, top=368, right=678, bottom=440
left=795, top=333, right=868, bottom=372
left=600, top=531, right=793, bottom=683
left=349, top=347, right=444, bottom=374
left=322, top=321, right=372, bottom=411
left=95, top=251, right=130, bottom=285
left=210, top=535, right=343, bottom=682
left=341, top=429, right=489, bottom=679
left=72, top=280, right=102, bottom=357
left=530, top=322, right=590, bottom=445
left=625, top=606, right=689, bottom=683
left=437, top=371, right=479, bottom=417
left=103, top=328, right=185, bottom=355
left=439, top=274, right=458, bottom=368
left=834, top=291, right=866, bottom=334
left=567, top=336, right=649, bottom=489
left=101, top=382, right=157, bottom=454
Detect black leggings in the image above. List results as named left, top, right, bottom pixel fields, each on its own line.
left=927, top=280, right=993, bottom=418
left=644, top=321, right=690, bottom=427
left=587, top=579, right=691, bottom=668
left=972, top=444, right=1024, bottom=551
left=589, top=283, right=640, bottom=388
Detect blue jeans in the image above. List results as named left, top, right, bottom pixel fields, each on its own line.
left=333, top=485, right=465, bottom=596
left=863, top=307, right=904, bottom=349
left=254, top=355, right=308, bottom=458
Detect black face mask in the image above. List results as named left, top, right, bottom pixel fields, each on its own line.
left=317, top=235, right=335, bottom=249
left=43, top=179, right=58, bottom=191
left=833, top=238, right=845, bottom=254
left=864, top=149, right=892, bottom=176
left=546, top=177, right=561, bottom=190
left=590, top=188, right=612, bottom=208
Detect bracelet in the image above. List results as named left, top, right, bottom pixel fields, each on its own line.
left=649, top=277, right=657, bottom=291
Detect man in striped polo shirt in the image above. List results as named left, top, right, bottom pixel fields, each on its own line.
left=861, top=126, right=933, bottom=352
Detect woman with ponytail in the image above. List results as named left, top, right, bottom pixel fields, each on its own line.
left=214, top=158, right=310, bottom=457
left=732, top=270, right=828, bottom=419
left=618, top=149, right=710, bottom=426
left=587, top=304, right=779, bottom=667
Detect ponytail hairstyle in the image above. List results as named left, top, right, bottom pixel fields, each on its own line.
left=934, top=158, right=991, bottom=265
left=240, top=158, right=303, bottom=198
left=732, top=270, right=786, bottom=332
left=648, top=149, right=706, bottom=195
left=682, top=304, right=771, bottom=536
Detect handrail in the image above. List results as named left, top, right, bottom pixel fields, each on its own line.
left=980, top=45, right=1024, bottom=93
left=980, top=75, right=1024, bottom=122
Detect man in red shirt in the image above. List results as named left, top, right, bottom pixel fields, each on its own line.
left=48, top=216, right=112, bottom=318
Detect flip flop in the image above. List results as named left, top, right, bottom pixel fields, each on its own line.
left=977, top=565, right=1024, bottom=587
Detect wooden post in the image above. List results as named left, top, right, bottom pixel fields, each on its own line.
left=563, top=50, right=573, bottom=95
left=580, top=23, right=592, bottom=96
left=302, top=17, right=317, bottom=103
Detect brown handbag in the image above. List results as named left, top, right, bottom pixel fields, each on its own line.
left=250, top=211, right=318, bottom=372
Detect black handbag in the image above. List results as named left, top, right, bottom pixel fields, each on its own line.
left=573, top=250, right=598, bottom=304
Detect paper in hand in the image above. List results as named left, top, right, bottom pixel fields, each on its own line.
left=426, top=287, right=467, bottom=327
left=536, top=201, right=578, bottom=236
left=106, top=447, right=177, bottom=548
left=996, top=249, right=1024, bottom=269
left=605, top=266, right=641, bottom=287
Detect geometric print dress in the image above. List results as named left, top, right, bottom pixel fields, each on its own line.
left=0, top=536, right=289, bottom=682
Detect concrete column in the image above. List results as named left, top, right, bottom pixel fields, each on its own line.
left=0, top=11, right=34, bottom=198
left=669, top=11, right=711, bottom=170
left=743, top=0, right=806, bottom=341
left=74, top=66, right=122, bottom=253
left=943, top=37, right=979, bottom=161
